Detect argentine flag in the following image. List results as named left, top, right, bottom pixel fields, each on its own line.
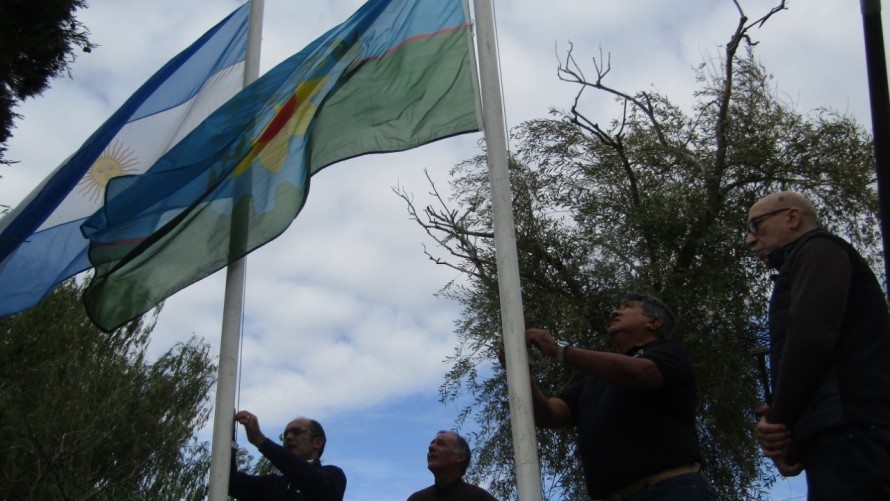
left=0, top=3, right=249, bottom=319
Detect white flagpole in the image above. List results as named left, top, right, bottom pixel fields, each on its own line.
left=207, top=1, right=264, bottom=499
left=471, top=0, right=543, bottom=499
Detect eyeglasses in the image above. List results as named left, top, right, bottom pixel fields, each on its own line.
left=746, top=208, right=790, bottom=235
left=279, top=426, right=312, bottom=441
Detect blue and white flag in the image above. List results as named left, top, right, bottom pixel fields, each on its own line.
left=0, top=3, right=250, bottom=318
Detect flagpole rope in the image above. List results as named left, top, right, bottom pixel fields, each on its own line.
left=488, top=0, right=512, bottom=158
left=236, top=282, right=246, bottom=411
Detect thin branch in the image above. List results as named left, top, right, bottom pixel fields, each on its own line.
left=558, top=44, right=704, bottom=185
left=393, top=170, right=497, bottom=286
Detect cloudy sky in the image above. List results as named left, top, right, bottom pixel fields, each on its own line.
left=2, top=1, right=886, bottom=499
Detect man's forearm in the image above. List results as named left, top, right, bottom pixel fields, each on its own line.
left=564, top=347, right=662, bottom=390
left=530, top=380, right=573, bottom=428
left=530, top=380, right=554, bottom=426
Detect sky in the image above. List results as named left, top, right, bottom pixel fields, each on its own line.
left=2, top=1, right=886, bottom=500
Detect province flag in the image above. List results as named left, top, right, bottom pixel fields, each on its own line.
left=0, top=3, right=250, bottom=318
left=81, top=0, right=480, bottom=331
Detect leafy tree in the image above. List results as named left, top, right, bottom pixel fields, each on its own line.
left=0, top=280, right=216, bottom=500
left=399, top=1, right=881, bottom=499
left=0, top=0, right=95, bottom=165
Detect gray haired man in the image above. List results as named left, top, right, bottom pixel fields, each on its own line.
left=514, top=293, right=716, bottom=500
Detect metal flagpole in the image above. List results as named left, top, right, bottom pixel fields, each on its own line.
left=860, top=0, right=890, bottom=289
left=472, top=0, right=543, bottom=499
left=207, top=1, right=264, bottom=499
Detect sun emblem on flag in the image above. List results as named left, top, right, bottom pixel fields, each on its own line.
left=78, top=141, right=139, bottom=203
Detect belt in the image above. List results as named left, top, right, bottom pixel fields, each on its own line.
left=604, top=463, right=701, bottom=501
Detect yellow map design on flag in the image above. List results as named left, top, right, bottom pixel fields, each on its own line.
left=232, top=77, right=326, bottom=177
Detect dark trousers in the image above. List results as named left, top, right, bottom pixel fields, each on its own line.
left=800, top=424, right=890, bottom=501
left=625, top=473, right=717, bottom=501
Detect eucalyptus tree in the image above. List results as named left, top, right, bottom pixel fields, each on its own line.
left=0, top=280, right=215, bottom=500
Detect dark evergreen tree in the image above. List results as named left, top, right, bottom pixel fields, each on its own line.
left=0, top=0, right=95, bottom=165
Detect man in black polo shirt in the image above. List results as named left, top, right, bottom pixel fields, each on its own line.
left=516, top=293, right=715, bottom=500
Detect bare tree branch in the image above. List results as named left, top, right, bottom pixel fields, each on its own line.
left=393, top=170, right=497, bottom=286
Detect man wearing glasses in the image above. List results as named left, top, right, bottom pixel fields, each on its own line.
left=229, top=410, right=347, bottom=500
left=510, top=294, right=716, bottom=500
left=747, top=191, right=890, bottom=499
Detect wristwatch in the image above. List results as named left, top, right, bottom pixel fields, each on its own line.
left=555, top=340, right=570, bottom=364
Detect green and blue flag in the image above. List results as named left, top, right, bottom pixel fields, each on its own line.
left=81, top=0, right=480, bottom=331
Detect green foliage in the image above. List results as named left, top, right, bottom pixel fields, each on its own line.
left=0, top=0, right=95, bottom=164
left=0, top=280, right=216, bottom=500
left=400, top=8, right=879, bottom=501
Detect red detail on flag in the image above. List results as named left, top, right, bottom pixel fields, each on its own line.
left=258, top=93, right=299, bottom=143
left=367, top=24, right=463, bottom=61
left=90, top=237, right=146, bottom=249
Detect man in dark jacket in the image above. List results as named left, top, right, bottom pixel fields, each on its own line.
left=406, top=430, right=497, bottom=500
left=229, top=410, right=346, bottom=500
left=747, top=191, right=890, bottom=499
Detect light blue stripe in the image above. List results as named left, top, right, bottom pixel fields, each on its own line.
left=131, top=4, right=249, bottom=121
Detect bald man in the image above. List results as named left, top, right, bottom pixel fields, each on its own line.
left=746, top=191, right=890, bottom=499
